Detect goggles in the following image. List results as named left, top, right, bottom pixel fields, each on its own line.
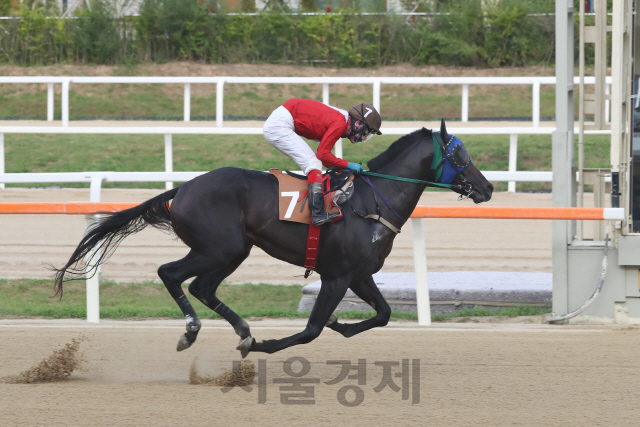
left=351, top=120, right=376, bottom=143
left=360, top=125, right=375, bottom=142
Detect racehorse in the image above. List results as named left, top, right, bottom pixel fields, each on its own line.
left=53, top=120, right=493, bottom=356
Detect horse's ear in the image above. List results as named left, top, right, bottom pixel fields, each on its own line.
left=440, top=118, right=449, bottom=142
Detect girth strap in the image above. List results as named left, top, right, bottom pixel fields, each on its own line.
left=303, top=217, right=322, bottom=278
left=364, top=214, right=401, bottom=234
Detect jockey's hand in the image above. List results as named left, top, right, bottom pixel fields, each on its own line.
left=347, top=162, right=362, bottom=174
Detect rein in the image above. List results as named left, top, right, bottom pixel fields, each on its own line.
left=326, top=131, right=474, bottom=233
left=360, top=170, right=462, bottom=190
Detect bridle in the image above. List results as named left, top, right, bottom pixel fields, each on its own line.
left=336, top=130, right=478, bottom=233
left=432, top=132, right=475, bottom=201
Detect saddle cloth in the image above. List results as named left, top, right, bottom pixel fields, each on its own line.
left=269, top=168, right=354, bottom=224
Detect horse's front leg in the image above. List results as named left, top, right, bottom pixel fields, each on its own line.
left=326, top=275, right=392, bottom=338
left=249, top=278, right=349, bottom=354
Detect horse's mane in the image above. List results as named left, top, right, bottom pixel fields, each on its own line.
left=367, top=127, right=432, bottom=172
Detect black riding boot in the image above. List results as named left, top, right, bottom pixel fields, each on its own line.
left=309, top=182, right=339, bottom=226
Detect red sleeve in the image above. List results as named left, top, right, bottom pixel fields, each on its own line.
left=316, top=122, right=349, bottom=169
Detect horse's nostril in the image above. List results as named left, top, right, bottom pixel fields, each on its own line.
left=487, top=183, right=494, bottom=194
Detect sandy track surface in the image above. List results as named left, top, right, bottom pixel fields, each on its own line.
left=0, top=319, right=638, bottom=426
left=0, top=188, right=578, bottom=285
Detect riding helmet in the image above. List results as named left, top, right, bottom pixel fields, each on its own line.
left=348, top=103, right=382, bottom=135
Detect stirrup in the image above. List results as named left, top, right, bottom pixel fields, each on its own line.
left=312, top=211, right=340, bottom=226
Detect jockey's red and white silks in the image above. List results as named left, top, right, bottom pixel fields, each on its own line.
left=263, top=99, right=349, bottom=174
left=264, top=106, right=323, bottom=174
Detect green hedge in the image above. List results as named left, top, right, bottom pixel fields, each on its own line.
left=0, top=0, right=556, bottom=67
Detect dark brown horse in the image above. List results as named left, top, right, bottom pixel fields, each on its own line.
left=53, top=120, right=493, bottom=356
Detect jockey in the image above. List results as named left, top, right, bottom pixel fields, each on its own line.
left=263, top=98, right=382, bottom=226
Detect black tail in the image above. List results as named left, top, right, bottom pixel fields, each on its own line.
left=52, top=187, right=180, bottom=298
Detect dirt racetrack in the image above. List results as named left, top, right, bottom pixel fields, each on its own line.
left=1, top=189, right=635, bottom=426
left=1, top=319, right=639, bottom=426
left=0, top=188, right=597, bottom=285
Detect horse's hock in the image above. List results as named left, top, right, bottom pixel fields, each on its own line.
left=298, top=272, right=552, bottom=314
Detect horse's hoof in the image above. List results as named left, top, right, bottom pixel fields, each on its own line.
left=326, top=315, right=338, bottom=327
left=177, top=334, right=194, bottom=352
left=236, top=336, right=254, bottom=359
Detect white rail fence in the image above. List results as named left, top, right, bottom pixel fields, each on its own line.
left=0, top=76, right=612, bottom=128
left=0, top=125, right=611, bottom=192
left=0, top=75, right=615, bottom=323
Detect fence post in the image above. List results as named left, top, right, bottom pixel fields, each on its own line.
left=606, top=83, right=611, bottom=122
left=532, top=80, right=541, bottom=127
left=165, top=134, right=173, bottom=190
left=373, top=80, right=381, bottom=114
left=216, top=80, right=225, bottom=128
left=0, top=133, right=4, bottom=190
left=62, top=79, right=70, bottom=127
left=184, top=83, right=191, bottom=122
left=508, top=134, right=518, bottom=192
left=85, top=173, right=105, bottom=324
left=462, top=84, right=469, bottom=122
left=323, top=83, right=329, bottom=105
left=47, top=83, right=54, bottom=122
left=411, top=218, right=431, bottom=326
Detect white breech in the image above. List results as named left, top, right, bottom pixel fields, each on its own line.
left=263, top=106, right=322, bottom=175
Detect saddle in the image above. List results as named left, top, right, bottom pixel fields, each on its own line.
left=270, top=168, right=355, bottom=278
left=269, top=168, right=355, bottom=224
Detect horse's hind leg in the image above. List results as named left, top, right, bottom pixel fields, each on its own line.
left=188, top=249, right=254, bottom=356
left=326, top=275, right=392, bottom=338
left=157, top=250, right=218, bottom=351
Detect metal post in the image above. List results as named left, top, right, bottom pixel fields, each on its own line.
left=164, top=134, right=173, bottom=190
left=462, top=84, right=469, bottom=122
left=552, top=0, right=576, bottom=320
left=216, top=80, right=225, bottom=128
left=323, top=83, right=329, bottom=105
left=47, top=83, right=54, bottom=122
left=62, top=79, right=70, bottom=127
left=508, top=134, right=518, bottom=193
left=532, top=80, right=541, bottom=127
left=373, top=80, right=381, bottom=114
left=0, top=133, right=4, bottom=190
left=183, top=83, right=191, bottom=122
left=411, top=218, right=431, bottom=326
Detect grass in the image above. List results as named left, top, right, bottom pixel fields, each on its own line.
left=0, top=81, right=558, bottom=121
left=0, top=279, right=550, bottom=322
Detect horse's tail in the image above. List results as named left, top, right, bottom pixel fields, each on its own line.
left=52, top=186, right=180, bottom=298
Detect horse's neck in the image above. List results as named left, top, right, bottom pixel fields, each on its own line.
left=370, top=140, right=433, bottom=222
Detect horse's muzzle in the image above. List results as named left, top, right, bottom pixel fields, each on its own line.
left=470, top=182, right=493, bottom=204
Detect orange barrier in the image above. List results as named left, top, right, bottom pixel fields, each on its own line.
left=410, top=206, right=611, bottom=220
left=0, top=202, right=614, bottom=220
left=0, top=202, right=139, bottom=215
